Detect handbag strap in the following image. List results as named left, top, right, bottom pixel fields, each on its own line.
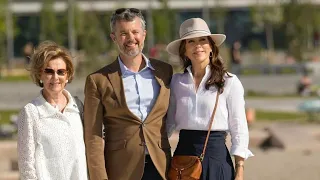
left=73, top=96, right=84, bottom=126
left=199, top=89, right=220, bottom=161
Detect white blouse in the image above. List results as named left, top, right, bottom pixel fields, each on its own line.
left=17, top=90, right=88, bottom=180
left=167, top=66, right=253, bottom=159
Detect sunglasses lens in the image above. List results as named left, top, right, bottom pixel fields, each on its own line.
left=129, top=8, right=140, bottom=13
left=44, top=68, right=67, bottom=76
left=57, top=69, right=67, bottom=76
left=44, top=68, right=54, bottom=74
left=115, top=8, right=141, bottom=14
left=115, top=8, right=126, bottom=14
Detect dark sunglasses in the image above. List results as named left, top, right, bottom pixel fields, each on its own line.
left=115, top=8, right=141, bottom=15
left=43, top=68, right=68, bottom=76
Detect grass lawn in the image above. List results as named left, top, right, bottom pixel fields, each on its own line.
left=245, top=90, right=309, bottom=99
left=255, top=110, right=309, bottom=122
left=0, top=110, right=19, bottom=125
left=245, top=93, right=318, bottom=99
left=0, top=75, right=30, bottom=82
left=0, top=109, right=311, bottom=125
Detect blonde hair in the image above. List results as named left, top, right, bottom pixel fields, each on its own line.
left=27, top=41, right=74, bottom=87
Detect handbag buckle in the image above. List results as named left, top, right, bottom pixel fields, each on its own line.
left=199, top=154, right=204, bottom=162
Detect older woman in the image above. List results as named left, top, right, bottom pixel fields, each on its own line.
left=166, top=18, right=253, bottom=180
left=17, top=41, right=88, bottom=180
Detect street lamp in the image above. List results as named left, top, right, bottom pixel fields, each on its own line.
left=68, top=0, right=76, bottom=56
left=147, top=0, right=154, bottom=56
left=6, top=0, right=14, bottom=71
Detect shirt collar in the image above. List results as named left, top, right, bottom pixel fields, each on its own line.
left=118, top=54, right=155, bottom=76
left=35, top=89, right=79, bottom=118
left=186, top=65, right=211, bottom=77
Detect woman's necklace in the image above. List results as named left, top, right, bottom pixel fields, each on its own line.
left=50, top=95, right=68, bottom=112
left=57, top=95, right=68, bottom=112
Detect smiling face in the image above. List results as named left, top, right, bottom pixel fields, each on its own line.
left=184, top=36, right=213, bottom=66
left=110, top=17, right=146, bottom=58
left=40, top=58, right=68, bottom=95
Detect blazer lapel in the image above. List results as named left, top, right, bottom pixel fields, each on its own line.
left=146, top=63, right=167, bottom=121
left=106, top=59, right=141, bottom=122
left=106, top=60, right=124, bottom=107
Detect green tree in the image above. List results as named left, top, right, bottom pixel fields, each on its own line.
left=75, top=9, right=110, bottom=74
left=152, top=1, right=174, bottom=44
left=211, top=0, right=228, bottom=34
left=154, top=0, right=177, bottom=42
left=0, top=0, right=7, bottom=77
left=40, top=0, right=64, bottom=44
left=151, top=0, right=177, bottom=62
left=283, top=1, right=320, bottom=61
left=251, top=0, right=283, bottom=62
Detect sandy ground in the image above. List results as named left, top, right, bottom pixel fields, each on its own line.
left=244, top=148, right=320, bottom=180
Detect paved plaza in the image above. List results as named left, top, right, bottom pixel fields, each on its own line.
left=1, top=74, right=320, bottom=179
left=1, top=74, right=317, bottom=111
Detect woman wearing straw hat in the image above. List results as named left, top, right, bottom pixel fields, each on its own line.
left=166, top=18, right=253, bottom=180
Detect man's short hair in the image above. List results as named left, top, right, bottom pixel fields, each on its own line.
left=110, top=8, right=146, bottom=33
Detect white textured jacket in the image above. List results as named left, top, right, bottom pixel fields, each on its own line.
left=17, top=90, right=88, bottom=180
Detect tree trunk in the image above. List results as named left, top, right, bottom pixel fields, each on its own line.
left=265, top=22, right=274, bottom=63
left=6, top=0, right=13, bottom=71
left=68, top=0, right=77, bottom=56
left=217, top=18, right=225, bottom=33
left=147, top=1, right=154, bottom=55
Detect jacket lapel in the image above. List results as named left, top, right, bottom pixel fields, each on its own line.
left=106, top=60, right=123, bottom=107
left=106, top=59, right=141, bottom=122
left=146, top=61, right=167, bottom=122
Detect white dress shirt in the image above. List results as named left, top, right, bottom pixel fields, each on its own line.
left=167, top=66, right=254, bottom=159
left=17, top=90, right=88, bottom=180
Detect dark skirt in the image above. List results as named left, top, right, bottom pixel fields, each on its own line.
left=174, top=130, right=235, bottom=180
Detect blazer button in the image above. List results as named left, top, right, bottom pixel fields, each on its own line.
left=140, top=142, right=146, bottom=146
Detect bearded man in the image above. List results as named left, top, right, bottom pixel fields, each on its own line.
left=83, top=8, right=173, bottom=180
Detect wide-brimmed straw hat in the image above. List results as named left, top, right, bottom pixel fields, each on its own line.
left=166, top=18, right=226, bottom=56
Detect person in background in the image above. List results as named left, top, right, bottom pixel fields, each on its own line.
left=166, top=18, right=253, bottom=180
left=230, top=40, right=242, bottom=75
left=297, top=72, right=312, bottom=96
left=17, top=41, right=88, bottom=180
left=23, top=42, right=34, bottom=65
left=83, top=8, right=173, bottom=180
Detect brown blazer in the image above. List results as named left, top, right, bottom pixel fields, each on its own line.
left=84, top=58, right=173, bottom=180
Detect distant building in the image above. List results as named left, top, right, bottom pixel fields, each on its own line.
left=10, top=0, right=320, bottom=14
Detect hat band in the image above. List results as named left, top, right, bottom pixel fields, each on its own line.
left=181, top=30, right=211, bottom=38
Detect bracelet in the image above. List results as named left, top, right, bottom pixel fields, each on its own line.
left=235, top=162, right=244, bottom=169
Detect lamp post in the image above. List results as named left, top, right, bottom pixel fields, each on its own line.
left=6, top=0, right=13, bottom=71
left=146, top=0, right=154, bottom=55
left=202, top=0, right=210, bottom=26
left=68, top=0, right=76, bottom=56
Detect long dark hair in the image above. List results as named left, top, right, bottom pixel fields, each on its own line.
left=179, top=36, right=230, bottom=93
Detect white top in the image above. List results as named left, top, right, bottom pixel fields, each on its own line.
left=167, top=66, right=254, bottom=159
left=17, top=90, right=88, bottom=180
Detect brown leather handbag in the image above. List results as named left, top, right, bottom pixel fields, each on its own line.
left=168, top=91, right=220, bottom=180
